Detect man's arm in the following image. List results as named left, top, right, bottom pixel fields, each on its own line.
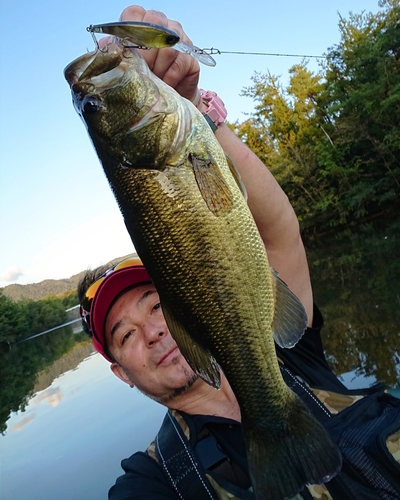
left=214, top=124, right=313, bottom=324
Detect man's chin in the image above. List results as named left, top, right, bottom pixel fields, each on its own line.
left=145, top=372, right=200, bottom=405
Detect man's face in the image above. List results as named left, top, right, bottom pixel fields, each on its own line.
left=105, top=283, right=198, bottom=403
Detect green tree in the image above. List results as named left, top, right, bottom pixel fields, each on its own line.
left=320, top=0, right=400, bottom=222
left=0, top=325, right=89, bottom=434
left=61, top=289, right=79, bottom=309
left=0, top=291, right=21, bottom=343
left=235, top=66, right=329, bottom=230
left=0, top=291, right=69, bottom=343
left=235, top=0, right=400, bottom=233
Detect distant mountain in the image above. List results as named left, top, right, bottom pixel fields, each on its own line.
left=2, top=274, right=85, bottom=302
left=2, top=253, right=135, bottom=302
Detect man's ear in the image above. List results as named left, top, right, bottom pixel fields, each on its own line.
left=111, top=362, right=135, bottom=388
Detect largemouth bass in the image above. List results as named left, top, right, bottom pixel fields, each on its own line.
left=64, top=43, right=341, bottom=499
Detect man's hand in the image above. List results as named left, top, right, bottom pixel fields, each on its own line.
left=99, top=5, right=200, bottom=103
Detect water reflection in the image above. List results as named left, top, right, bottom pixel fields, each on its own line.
left=1, top=333, right=166, bottom=500
left=0, top=323, right=91, bottom=435
left=306, top=216, right=400, bottom=388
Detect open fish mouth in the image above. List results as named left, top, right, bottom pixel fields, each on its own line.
left=64, top=50, right=97, bottom=86
left=64, top=44, right=130, bottom=88
left=65, top=44, right=144, bottom=124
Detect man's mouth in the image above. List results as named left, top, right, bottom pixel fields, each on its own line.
left=158, top=346, right=179, bottom=366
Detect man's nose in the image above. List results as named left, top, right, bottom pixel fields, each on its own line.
left=142, top=322, right=167, bottom=346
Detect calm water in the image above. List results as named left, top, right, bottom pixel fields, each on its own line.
left=1, top=219, right=399, bottom=499
left=1, top=328, right=166, bottom=500
left=306, top=217, right=400, bottom=389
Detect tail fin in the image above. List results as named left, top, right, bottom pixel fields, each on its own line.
left=243, top=394, right=342, bottom=500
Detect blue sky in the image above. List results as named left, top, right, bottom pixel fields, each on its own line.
left=0, top=0, right=381, bottom=287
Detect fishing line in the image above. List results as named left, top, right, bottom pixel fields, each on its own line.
left=202, top=48, right=327, bottom=59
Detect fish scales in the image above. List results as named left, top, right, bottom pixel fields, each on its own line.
left=65, top=42, right=342, bottom=499
left=113, top=163, right=279, bottom=410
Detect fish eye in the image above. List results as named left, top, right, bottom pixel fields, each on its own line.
left=166, top=35, right=178, bottom=45
left=82, top=96, right=101, bottom=114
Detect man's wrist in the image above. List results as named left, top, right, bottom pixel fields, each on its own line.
left=192, top=89, right=228, bottom=131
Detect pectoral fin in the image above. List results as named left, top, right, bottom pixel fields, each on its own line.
left=189, top=153, right=233, bottom=216
left=270, top=267, right=308, bottom=348
left=162, top=304, right=221, bottom=389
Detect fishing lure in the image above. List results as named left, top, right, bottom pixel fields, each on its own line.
left=87, top=21, right=216, bottom=66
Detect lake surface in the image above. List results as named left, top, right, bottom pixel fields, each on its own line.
left=305, top=216, right=400, bottom=389
left=1, top=329, right=166, bottom=500
left=1, top=218, right=399, bottom=499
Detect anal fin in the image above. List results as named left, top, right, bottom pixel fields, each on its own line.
left=270, top=267, right=308, bottom=348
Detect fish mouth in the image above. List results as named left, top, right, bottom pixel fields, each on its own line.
left=64, top=49, right=98, bottom=86
left=64, top=43, right=128, bottom=87
left=64, top=44, right=136, bottom=121
left=158, top=346, right=180, bottom=366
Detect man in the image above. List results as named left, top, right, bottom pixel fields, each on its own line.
left=78, top=6, right=400, bottom=499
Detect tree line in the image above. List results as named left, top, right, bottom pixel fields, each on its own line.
left=0, top=289, right=78, bottom=344
left=232, top=0, right=400, bottom=235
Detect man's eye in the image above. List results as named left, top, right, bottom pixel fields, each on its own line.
left=122, top=331, right=133, bottom=344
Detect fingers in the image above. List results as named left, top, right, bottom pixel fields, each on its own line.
left=98, top=35, right=112, bottom=50
left=118, top=5, right=200, bottom=101
left=119, top=6, right=177, bottom=72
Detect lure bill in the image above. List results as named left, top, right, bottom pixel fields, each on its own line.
left=87, top=21, right=216, bottom=66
